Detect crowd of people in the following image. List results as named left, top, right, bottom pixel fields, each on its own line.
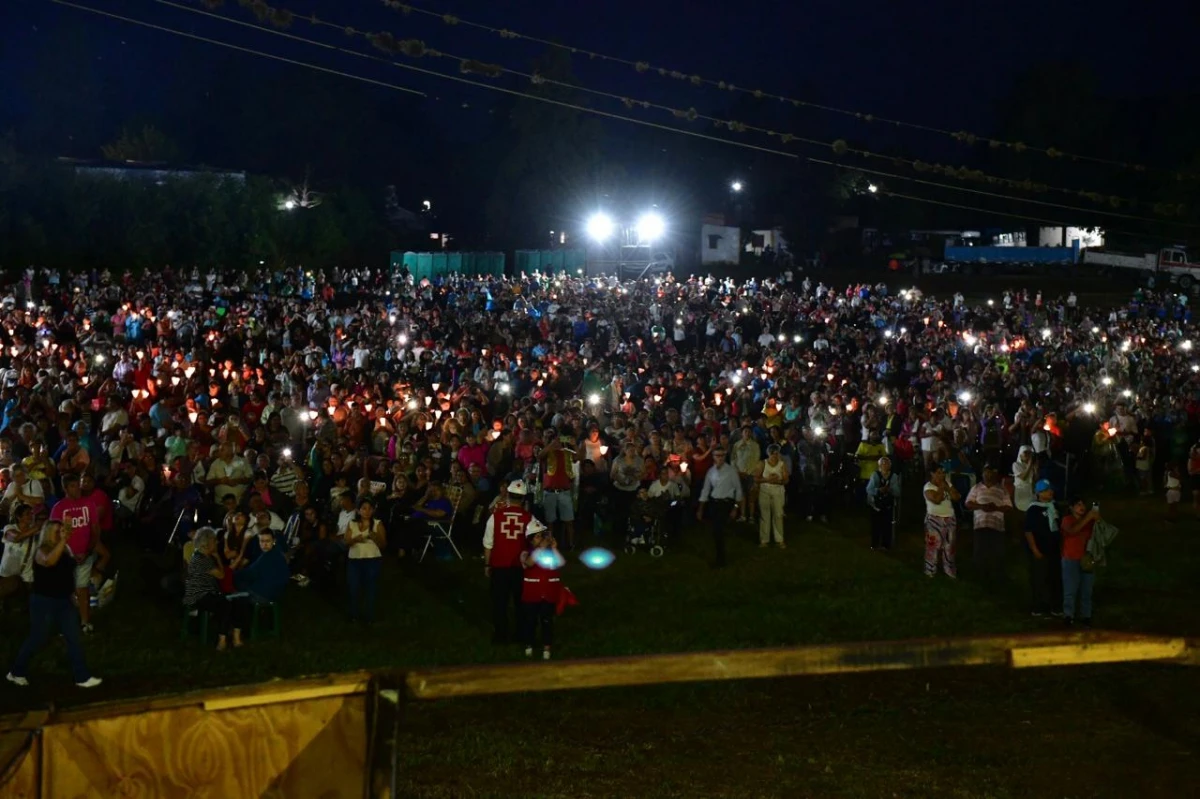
left=0, top=262, right=1196, bottom=685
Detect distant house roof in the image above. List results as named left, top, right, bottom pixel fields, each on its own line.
left=57, top=158, right=246, bottom=183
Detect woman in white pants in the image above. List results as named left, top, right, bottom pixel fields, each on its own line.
left=756, top=445, right=790, bottom=548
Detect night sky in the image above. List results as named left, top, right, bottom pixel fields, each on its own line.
left=3, top=0, right=1197, bottom=159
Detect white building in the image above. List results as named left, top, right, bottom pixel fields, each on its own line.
left=701, top=223, right=740, bottom=265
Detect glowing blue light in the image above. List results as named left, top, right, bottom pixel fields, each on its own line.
left=580, top=547, right=615, bottom=570
left=533, top=549, right=566, bottom=570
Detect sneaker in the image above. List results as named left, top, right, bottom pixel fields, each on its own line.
left=6, top=673, right=28, bottom=687
left=805, top=515, right=813, bottom=522
left=81, top=623, right=94, bottom=635
left=75, top=677, right=103, bottom=689
left=759, top=542, right=768, bottom=548
left=777, top=542, right=786, bottom=549
left=524, top=647, right=533, bottom=658
left=542, top=649, right=551, bottom=661
left=1049, top=611, right=1064, bottom=618
left=1031, top=611, right=1046, bottom=618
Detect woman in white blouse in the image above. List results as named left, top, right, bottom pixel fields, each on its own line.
left=343, top=497, right=387, bottom=623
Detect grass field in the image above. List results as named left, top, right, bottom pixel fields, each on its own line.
left=2, top=484, right=1199, bottom=797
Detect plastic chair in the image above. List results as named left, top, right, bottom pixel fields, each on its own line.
left=419, top=487, right=463, bottom=562
left=180, top=606, right=213, bottom=644
left=249, top=601, right=281, bottom=639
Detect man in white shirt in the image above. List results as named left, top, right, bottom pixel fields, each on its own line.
left=206, top=443, right=252, bottom=507
left=3, top=465, right=44, bottom=508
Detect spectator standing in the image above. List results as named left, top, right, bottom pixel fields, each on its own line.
left=922, top=465, right=959, bottom=577
left=755, top=445, right=789, bottom=549
left=483, top=480, right=537, bottom=643
left=1060, top=498, right=1101, bottom=627
left=695, top=447, right=744, bottom=568
left=342, top=497, right=386, bottom=624
left=539, top=436, right=577, bottom=551
left=965, top=466, right=1013, bottom=585
left=520, top=526, right=562, bottom=660
left=1023, top=480, right=1062, bottom=617
left=865, top=456, right=901, bottom=552
left=6, top=520, right=102, bottom=688
left=732, top=427, right=762, bottom=523
left=50, top=474, right=110, bottom=634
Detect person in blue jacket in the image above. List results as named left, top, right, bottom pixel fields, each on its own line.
left=233, top=528, right=289, bottom=607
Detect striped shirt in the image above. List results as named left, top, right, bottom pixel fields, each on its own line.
left=183, top=552, right=221, bottom=608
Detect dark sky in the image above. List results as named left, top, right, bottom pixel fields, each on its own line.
left=3, top=0, right=1197, bottom=157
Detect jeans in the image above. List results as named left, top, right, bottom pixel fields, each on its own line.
left=10, top=595, right=91, bottom=683
left=1061, top=558, right=1094, bottom=620
left=346, top=557, right=382, bottom=621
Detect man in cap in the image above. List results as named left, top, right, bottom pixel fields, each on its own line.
left=1023, top=479, right=1063, bottom=617
left=483, top=480, right=539, bottom=643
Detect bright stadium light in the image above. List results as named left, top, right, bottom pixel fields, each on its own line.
left=586, top=212, right=615, bottom=243
left=636, top=211, right=666, bottom=242
left=731, top=181, right=744, bottom=193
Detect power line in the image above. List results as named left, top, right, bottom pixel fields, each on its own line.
left=47, top=0, right=426, bottom=97
left=192, top=0, right=1182, bottom=218
left=377, top=0, right=1187, bottom=178
left=807, top=158, right=1200, bottom=230
left=875, top=190, right=1168, bottom=241
left=54, top=1, right=1191, bottom=242
left=55, top=0, right=801, bottom=161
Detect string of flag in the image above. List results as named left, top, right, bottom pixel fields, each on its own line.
left=368, top=0, right=1196, bottom=181
left=186, top=0, right=1189, bottom=219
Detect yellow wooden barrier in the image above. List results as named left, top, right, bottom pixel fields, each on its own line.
left=1, top=633, right=1196, bottom=798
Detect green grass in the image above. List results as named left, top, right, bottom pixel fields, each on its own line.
left=2, top=491, right=1199, bottom=797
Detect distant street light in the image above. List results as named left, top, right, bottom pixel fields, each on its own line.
left=423, top=199, right=432, bottom=211
left=867, top=184, right=878, bottom=194
left=730, top=181, right=744, bottom=193
left=283, top=199, right=296, bottom=210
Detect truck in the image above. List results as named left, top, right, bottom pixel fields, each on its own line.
left=941, top=240, right=1200, bottom=288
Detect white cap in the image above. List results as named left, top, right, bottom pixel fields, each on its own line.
left=526, top=518, right=547, bottom=536
left=506, top=479, right=528, bottom=496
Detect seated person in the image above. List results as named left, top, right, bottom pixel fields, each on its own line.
left=232, top=528, right=289, bottom=605
left=404, top=481, right=454, bottom=557
left=627, top=487, right=664, bottom=544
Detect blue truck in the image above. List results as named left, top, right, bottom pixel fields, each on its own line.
left=940, top=241, right=1200, bottom=288
left=942, top=240, right=1080, bottom=269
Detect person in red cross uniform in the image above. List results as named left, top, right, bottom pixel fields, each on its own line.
left=520, top=526, right=563, bottom=660
left=483, top=480, right=538, bottom=644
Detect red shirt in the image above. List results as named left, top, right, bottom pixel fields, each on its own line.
left=1060, top=515, right=1095, bottom=560
left=488, top=506, right=531, bottom=568
left=51, top=497, right=96, bottom=556
left=542, top=449, right=572, bottom=491
left=521, top=562, right=562, bottom=604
